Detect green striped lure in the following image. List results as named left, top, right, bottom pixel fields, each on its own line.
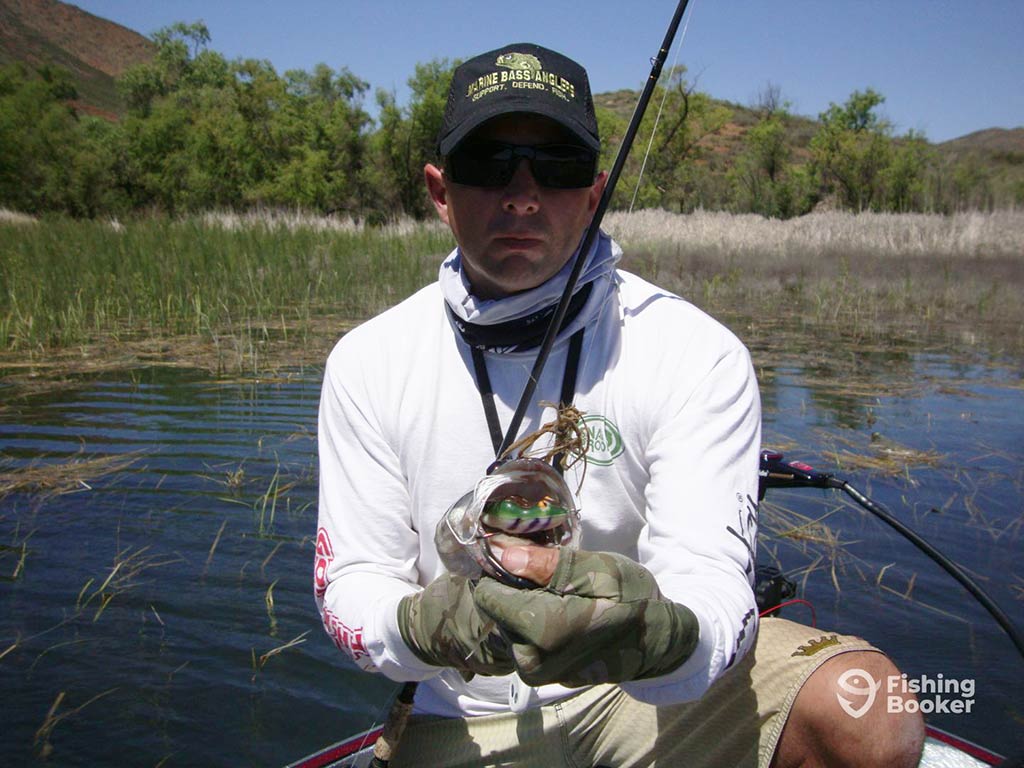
left=435, top=457, right=581, bottom=587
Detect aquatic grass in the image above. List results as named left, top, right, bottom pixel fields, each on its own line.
left=250, top=630, right=309, bottom=682
left=3, top=209, right=1023, bottom=377
left=2, top=540, right=28, bottom=580
left=34, top=688, right=119, bottom=759
left=875, top=563, right=971, bottom=625
left=216, top=455, right=311, bottom=537
left=0, top=450, right=143, bottom=501
left=1, top=636, right=19, bottom=661
left=815, top=427, right=946, bottom=478
left=0, top=517, right=32, bottom=582
left=255, top=464, right=288, bottom=537
left=261, top=541, right=284, bottom=574
left=204, top=519, right=228, bottom=572
left=265, top=578, right=279, bottom=636
left=75, top=545, right=181, bottom=622
left=1, top=213, right=454, bottom=359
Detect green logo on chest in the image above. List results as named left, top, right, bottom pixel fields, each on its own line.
left=580, top=415, right=624, bottom=466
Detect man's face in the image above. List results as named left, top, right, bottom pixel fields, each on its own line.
left=425, top=114, right=607, bottom=300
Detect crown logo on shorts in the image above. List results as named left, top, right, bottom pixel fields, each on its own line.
left=791, top=634, right=840, bottom=657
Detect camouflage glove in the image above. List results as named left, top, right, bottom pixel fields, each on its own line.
left=473, top=550, right=699, bottom=687
left=397, top=572, right=514, bottom=678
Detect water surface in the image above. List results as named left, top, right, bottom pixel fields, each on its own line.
left=1, top=345, right=1021, bottom=765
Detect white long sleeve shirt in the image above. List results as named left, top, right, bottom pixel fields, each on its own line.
left=315, top=259, right=762, bottom=717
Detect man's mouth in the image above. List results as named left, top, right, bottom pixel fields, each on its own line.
left=493, top=235, right=543, bottom=247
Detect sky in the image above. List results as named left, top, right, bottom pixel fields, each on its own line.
left=68, top=0, right=1023, bottom=143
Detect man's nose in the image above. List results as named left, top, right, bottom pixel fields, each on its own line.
left=501, top=158, right=541, bottom=214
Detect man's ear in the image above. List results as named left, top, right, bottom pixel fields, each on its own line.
left=588, top=170, right=608, bottom=213
left=424, top=163, right=450, bottom=225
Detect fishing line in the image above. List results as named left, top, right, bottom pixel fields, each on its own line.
left=497, top=0, right=694, bottom=459
left=629, top=0, right=696, bottom=213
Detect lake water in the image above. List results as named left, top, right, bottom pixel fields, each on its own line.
left=1, top=341, right=1022, bottom=765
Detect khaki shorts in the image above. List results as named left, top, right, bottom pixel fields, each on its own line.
left=390, top=618, right=878, bottom=768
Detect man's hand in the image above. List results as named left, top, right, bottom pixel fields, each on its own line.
left=473, top=548, right=699, bottom=687
left=397, top=572, right=514, bottom=678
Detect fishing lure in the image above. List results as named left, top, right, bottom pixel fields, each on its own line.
left=481, top=494, right=569, bottom=535
left=434, top=457, right=581, bottom=588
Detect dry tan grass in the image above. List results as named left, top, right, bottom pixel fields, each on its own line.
left=0, top=451, right=143, bottom=501
left=0, top=208, right=37, bottom=225
left=198, top=209, right=449, bottom=236
left=603, top=209, right=1024, bottom=260
left=818, top=430, right=945, bottom=477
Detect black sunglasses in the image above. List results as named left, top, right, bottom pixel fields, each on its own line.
left=445, top=141, right=597, bottom=189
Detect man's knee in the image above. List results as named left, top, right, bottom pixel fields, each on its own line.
left=776, top=650, right=925, bottom=768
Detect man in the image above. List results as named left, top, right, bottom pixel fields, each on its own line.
left=315, top=42, right=924, bottom=767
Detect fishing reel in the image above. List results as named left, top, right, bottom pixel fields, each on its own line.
left=434, top=457, right=582, bottom=589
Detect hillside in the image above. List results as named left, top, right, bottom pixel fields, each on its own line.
left=598, top=90, right=1024, bottom=167
left=0, top=0, right=155, bottom=118
left=0, top=0, right=1018, bottom=215
left=940, top=127, right=1024, bottom=156
left=596, top=89, right=1023, bottom=209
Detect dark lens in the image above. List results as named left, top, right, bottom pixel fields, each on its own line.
left=445, top=142, right=596, bottom=189
left=446, top=142, right=516, bottom=188
left=529, top=145, right=597, bottom=189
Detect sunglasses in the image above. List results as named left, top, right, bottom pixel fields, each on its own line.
left=445, top=141, right=598, bottom=189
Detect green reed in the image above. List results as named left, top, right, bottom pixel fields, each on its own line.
left=3, top=209, right=1022, bottom=365
left=0, top=215, right=453, bottom=351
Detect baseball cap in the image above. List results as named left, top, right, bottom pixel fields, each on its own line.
left=437, top=42, right=600, bottom=156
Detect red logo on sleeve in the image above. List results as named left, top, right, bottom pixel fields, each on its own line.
left=314, top=527, right=334, bottom=599
left=323, top=610, right=372, bottom=668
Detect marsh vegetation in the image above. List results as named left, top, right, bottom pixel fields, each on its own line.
left=2, top=208, right=1021, bottom=388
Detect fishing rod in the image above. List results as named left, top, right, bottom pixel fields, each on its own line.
left=363, top=5, right=698, bottom=766
left=759, top=450, right=1024, bottom=661
left=496, top=0, right=694, bottom=459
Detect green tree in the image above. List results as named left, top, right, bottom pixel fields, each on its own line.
left=117, top=23, right=373, bottom=215
left=883, top=130, right=931, bottom=212
left=611, top=67, right=731, bottom=212
left=119, top=22, right=218, bottom=116
left=810, top=88, right=894, bottom=211
left=254, top=64, right=372, bottom=213
left=0, top=64, right=84, bottom=213
left=369, top=58, right=457, bottom=220
left=118, top=23, right=241, bottom=212
left=729, top=87, right=815, bottom=218
left=731, top=113, right=792, bottom=216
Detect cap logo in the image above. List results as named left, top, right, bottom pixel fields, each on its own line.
left=496, top=52, right=542, bottom=73
left=464, top=51, right=578, bottom=104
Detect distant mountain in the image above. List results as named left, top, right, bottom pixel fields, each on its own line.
left=0, top=0, right=155, bottom=118
left=940, top=127, right=1024, bottom=157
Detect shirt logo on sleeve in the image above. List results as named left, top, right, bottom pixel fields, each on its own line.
left=314, top=527, right=334, bottom=599
left=323, top=610, right=373, bottom=669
